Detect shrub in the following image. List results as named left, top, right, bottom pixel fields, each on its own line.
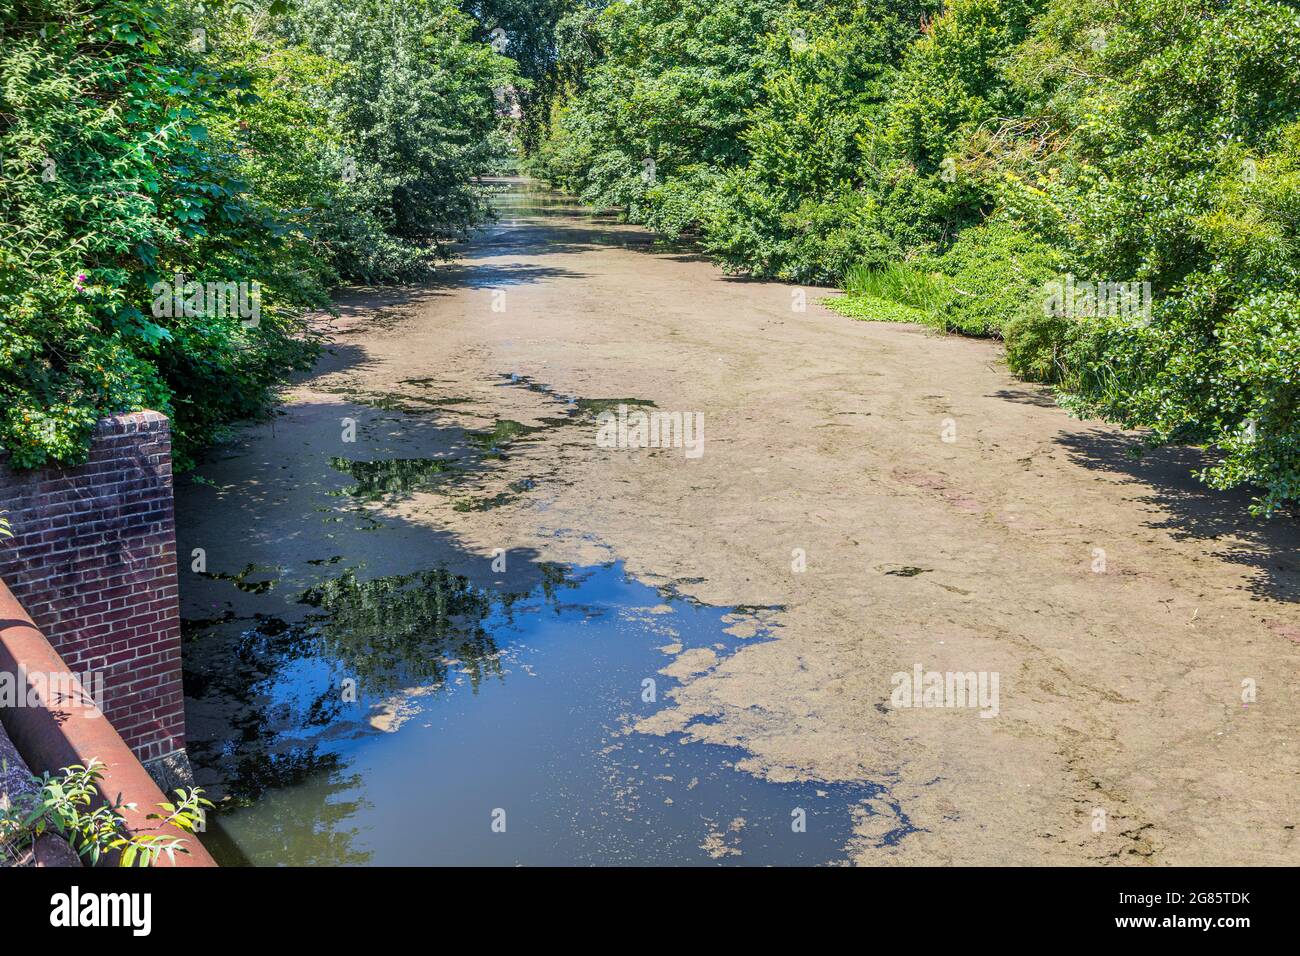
left=1024, top=1, right=1300, bottom=512
left=0, top=759, right=212, bottom=867
left=279, top=0, right=513, bottom=269
left=0, top=0, right=322, bottom=469
left=926, top=220, right=1064, bottom=336
left=0, top=0, right=513, bottom=469
left=837, top=223, right=1063, bottom=337
left=1003, top=311, right=1077, bottom=382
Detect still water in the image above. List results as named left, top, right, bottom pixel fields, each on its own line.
left=186, top=561, right=903, bottom=865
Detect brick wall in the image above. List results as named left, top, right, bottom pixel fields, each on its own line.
left=0, top=411, right=184, bottom=765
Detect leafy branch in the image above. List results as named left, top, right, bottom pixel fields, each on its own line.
left=0, top=758, right=213, bottom=867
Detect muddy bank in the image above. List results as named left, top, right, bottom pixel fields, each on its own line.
left=179, top=178, right=1299, bottom=865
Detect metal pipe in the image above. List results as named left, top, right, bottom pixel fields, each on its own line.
left=0, top=578, right=216, bottom=867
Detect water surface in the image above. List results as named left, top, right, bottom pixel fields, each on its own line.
left=186, top=561, right=900, bottom=865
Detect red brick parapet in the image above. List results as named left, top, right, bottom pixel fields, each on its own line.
left=0, top=411, right=185, bottom=766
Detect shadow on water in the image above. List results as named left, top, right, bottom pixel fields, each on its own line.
left=1055, top=428, right=1300, bottom=602
left=986, top=387, right=1060, bottom=409
left=453, top=262, right=593, bottom=287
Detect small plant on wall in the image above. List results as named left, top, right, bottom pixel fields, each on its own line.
left=0, top=759, right=212, bottom=867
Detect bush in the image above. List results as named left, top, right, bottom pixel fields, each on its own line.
left=836, top=223, right=1063, bottom=337
left=532, top=0, right=788, bottom=231
left=698, top=2, right=933, bottom=283
left=1025, top=1, right=1300, bottom=513
left=0, top=0, right=322, bottom=469
left=279, top=0, right=513, bottom=271
left=1003, top=311, right=1077, bottom=382
left=0, top=0, right=513, bottom=469
left=926, top=221, right=1064, bottom=336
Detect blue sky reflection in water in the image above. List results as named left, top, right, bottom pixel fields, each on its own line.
left=186, top=561, right=904, bottom=865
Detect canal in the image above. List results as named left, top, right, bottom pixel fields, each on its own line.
left=175, top=179, right=910, bottom=865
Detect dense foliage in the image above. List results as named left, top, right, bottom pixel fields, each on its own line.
left=532, top=0, right=1300, bottom=513
left=0, top=0, right=514, bottom=468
